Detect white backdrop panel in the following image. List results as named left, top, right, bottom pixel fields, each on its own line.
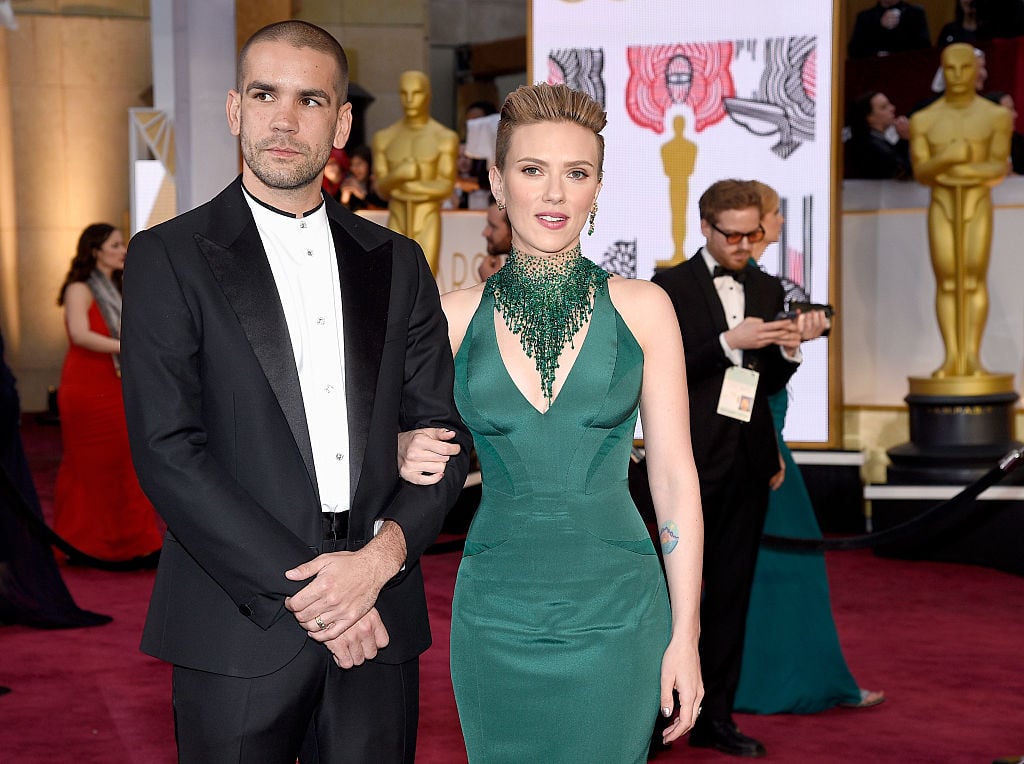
left=531, top=0, right=835, bottom=442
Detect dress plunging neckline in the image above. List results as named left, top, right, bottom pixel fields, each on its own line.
left=490, top=295, right=597, bottom=416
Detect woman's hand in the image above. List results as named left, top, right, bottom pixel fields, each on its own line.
left=769, top=450, right=786, bottom=491
left=396, top=428, right=461, bottom=485
left=660, top=635, right=704, bottom=744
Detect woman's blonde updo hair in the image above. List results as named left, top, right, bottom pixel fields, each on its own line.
left=494, top=83, right=607, bottom=173
left=753, top=180, right=780, bottom=217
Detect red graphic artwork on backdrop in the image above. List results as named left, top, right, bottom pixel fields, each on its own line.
left=625, top=43, right=735, bottom=134
left=802, top=47, right=816, bottom=101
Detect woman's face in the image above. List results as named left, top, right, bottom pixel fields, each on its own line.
left=93, top=229, right=126, bottom=276
left=868, top=93, right=896, bottom=131
left=761, top=206, right=784, bottom=246
left=489, top=120, right=601, bottom=258
left=350, top=155, right=369, bottom=182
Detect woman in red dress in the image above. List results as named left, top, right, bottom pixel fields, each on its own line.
left=53, top=223, right=162, bottom=565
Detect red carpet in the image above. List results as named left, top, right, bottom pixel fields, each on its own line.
left=3, top=419, right=1023, bottom=762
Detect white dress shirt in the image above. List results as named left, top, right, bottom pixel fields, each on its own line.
left=243, top=187, right=350, bottom=514
left=701, top=248, right=746, bottom=366
left=699, top=247, right=801, bottom=367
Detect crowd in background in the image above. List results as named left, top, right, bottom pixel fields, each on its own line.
left=844, top=0, right=1024, bottom=179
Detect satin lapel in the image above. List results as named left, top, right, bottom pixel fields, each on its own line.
left=330, top=218, right=392, bottom=506
left=688, top=256, right=730, bottom=335
left=195, top=223, right=318, bottom=497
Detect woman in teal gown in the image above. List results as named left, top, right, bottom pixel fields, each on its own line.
left=398, top=83, right=705, bottom=762
left=734, top=183, right=883, bottom=714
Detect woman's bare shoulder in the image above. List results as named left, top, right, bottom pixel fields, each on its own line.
left=607, top=275, right=672, bottom=314
left=606, top=276, right=677, bottom=346
left=442, top=282, right=487, bottom=352
left=442, top=282, right=486, bottom=316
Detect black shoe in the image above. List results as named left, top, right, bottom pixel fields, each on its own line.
left=689, top=719, right=766, bottom=757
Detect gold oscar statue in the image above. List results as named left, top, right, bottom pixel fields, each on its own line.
left=657, top=115, right=698, bottom=268
left=372, top=71, right=459, bottom=275
left=908, top=42, right=1013, bottom=395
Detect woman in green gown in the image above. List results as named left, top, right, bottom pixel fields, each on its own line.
left=733, top=183, right=884, bottom=714
left=399, top=83, right=704, bottom=762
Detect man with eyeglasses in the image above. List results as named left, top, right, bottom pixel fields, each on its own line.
left=652, top=179, right=803, bottom=758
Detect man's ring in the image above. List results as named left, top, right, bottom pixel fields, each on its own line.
left=315, top=615, right=327, bottom=630
left=697, top=706, right=703, bottom=715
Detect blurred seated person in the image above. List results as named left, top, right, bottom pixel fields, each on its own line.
left=340, top=145, right=387, bottom=212
left=938, top=0, right=987, bottom=47
left=321, top=147, right=349, bottom=202
left=985, top=91, right=1024, bottom=174
left=478, top=195, right=511, bottom=283
left=849, top=0, right=931, bottom=58
left=846, top=91, right=913, bottom=179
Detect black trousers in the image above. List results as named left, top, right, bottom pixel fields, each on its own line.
left=172, top=639, right=418, bottom=763
left=172, top=530, right=417, bottom=764
left=695, top=447, right=770, bottom=723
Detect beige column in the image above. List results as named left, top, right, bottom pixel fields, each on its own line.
left=0, top=28, right=17, bottom=357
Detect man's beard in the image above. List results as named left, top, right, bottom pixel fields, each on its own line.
left=240, top=131, right=330, bottom=191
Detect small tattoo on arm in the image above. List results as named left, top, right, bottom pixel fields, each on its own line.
left=659, top=521, right=680, bottom=555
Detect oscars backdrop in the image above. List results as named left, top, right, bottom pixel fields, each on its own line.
left=530, top=0, right=836, bottom=443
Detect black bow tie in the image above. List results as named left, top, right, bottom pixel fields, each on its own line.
left=713, top=265, right=747, bottom=283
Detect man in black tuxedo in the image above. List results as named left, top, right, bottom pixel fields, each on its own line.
left=847, top=0, right=931, bottom=58
left=121, top=21, right=469, bottom=763
left=652, top=179, right=803, bottom=757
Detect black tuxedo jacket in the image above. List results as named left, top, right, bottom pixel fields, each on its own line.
left=121, top=177, right=470, bottom=678
left=652, top=253, right=797, bottom=486
left=847, top=1, right=930, bottom=58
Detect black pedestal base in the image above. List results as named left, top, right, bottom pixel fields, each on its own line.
left=870, top=490, right=1024, bottom=576
left=887, top=391, right=1022, bottom=484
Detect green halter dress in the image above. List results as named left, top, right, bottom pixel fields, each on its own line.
left=449, top=275, right=671, bottom=763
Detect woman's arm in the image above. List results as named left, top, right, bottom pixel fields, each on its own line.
left=63, top=282, right=120, bottom=354
left=610, top=277, right=704, bottom=743
left=396, top=284, right=484, bottom=484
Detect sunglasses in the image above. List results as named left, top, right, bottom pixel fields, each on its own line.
left=709, top=221, right=766, bottom=245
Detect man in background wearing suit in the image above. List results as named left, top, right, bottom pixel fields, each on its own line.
left=121, top=21, right=469, bottom=763
left=653, top=179, right=811, bottom=757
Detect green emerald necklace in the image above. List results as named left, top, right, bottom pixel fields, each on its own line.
left=487, top=243, right=610, bottom=406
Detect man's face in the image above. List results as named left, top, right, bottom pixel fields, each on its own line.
left=482, top=203, right=512, bottom=256
left=701, top=206, right=762, bottom=271
left=868, top=93, right=896, bottom=131
left=399, top=72, right=429, bottom=120
left=227, top=40, right=352, bottom=194
left=942, top=46, right=978, bottom=96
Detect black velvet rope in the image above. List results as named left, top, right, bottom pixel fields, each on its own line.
left=15, top=447, right=1015, bottom=565
left=0, top=463, right=148, bottom=572
left=761, top=448, right=1024, bottom=552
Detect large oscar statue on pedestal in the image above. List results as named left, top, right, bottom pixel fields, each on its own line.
left=889, top=43, right=1017, bottom=482
left=372, top=71, right=458, bottom=275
